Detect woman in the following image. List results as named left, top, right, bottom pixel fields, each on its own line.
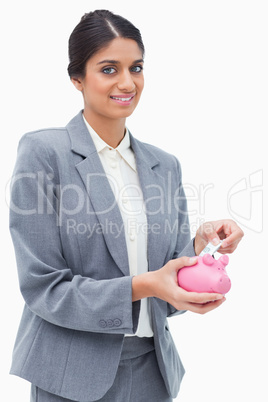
left=9, top=10, right=243, bottom=402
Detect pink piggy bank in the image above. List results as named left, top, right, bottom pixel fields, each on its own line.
left=178, top=254, right=231, bottom=294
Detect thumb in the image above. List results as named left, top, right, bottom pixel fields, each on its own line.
left=208, top=233, right=221, bottom=246
left=202, top=223, right=221, bottom=246
left=173, top=256, right=198, bottom=272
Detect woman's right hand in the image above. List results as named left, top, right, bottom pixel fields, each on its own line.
left=132, top=257, right=226, bottom=315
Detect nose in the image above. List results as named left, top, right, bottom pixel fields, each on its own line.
left=214, top=275, right=231, bottom=294
left=117, top=70, right=135, bottom=92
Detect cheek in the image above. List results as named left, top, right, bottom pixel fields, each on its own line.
left=93, top=77, right=111, bottom=95
left=84, top=75, right=110, bottom=98
left=137, top=77, right=144, bottom=95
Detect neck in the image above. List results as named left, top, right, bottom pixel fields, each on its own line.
left=83, top=109, right=126, bottom=148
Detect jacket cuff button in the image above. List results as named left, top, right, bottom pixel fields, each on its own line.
left=99, top=320, right=107, bottom=328
left=114, top=319, right=122, bottom=327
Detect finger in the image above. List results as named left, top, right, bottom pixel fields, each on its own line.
left=219, top=239, right=240, bottom=254
left=187, top=298, right=226, bottom=314
left=221, top=228, right=244, bottom=250
left=183, top=290, right=224, bottom=304
left=200, top=222, right=221, bottom=246
left=214, top=220, right=243, bottom=245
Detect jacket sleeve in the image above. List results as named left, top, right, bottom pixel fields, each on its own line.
left=9, top=134, right=140, bottom=334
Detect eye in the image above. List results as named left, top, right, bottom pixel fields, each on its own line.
left=131, top=65, right=143, bottom=73
left=102, top=67, right=116, bottom=75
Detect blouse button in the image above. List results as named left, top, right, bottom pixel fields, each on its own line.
left=129, top=233, right=135, bottom=241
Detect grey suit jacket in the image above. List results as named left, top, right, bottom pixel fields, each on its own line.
left=9, top=111, right=195, bottom=401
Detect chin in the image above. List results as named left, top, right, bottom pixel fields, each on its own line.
left=110, top=108, right=137, bottom=119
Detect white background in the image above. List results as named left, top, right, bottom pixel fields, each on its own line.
left=1, top=1, right=267, bottom=401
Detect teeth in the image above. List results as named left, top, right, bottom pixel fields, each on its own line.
left=111, top=96, right=133, bottom=101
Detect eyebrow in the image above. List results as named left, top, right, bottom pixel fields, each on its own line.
left=97, top=58, right=144, bottom=65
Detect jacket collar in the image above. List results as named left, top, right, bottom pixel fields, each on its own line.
left=82, top=114, right=137, bottom=173
left=66, top=110, right=160, bottom=170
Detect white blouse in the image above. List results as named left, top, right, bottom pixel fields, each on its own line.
left=83, top=115, right=153, bottom=337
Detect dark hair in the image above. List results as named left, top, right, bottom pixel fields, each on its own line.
left=67, top=10, right=145, bottom=79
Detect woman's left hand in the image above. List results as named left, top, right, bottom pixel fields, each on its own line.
left=194, top=219, right=244, bottom=255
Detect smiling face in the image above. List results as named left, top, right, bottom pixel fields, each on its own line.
left=71, top=37, right=144, bottom=125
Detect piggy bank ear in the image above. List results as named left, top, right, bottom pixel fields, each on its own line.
left=219, top=255, right=229, bottom=267
left=203, top=254, right=214, bottom=265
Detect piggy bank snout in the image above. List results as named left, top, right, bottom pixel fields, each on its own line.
left=214, top=274, right=231, bottom=294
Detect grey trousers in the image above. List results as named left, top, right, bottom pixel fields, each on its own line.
left=30, top=336, right=172, bottom=402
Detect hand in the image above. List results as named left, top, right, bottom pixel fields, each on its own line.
left=133, top=257, right=226, bottom=314
left=194, top=219, right=244, bottom=256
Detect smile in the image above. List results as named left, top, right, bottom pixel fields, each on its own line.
left=110, top=95, right=135, bottom=102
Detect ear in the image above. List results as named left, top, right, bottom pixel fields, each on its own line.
left=219, top=255, right=229, bottom=267
left=71, top=77, right=83, bottom=92
left=202, top=254, right=214, bottom=266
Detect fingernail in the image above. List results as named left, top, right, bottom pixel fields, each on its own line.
left=189, top=257, right=198, bottom=264
left=211, top=238, right=220, bottom=246
left=221, top=240, right=228, bottom=248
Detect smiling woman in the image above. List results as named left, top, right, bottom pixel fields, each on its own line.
left=9, top=8, right=244, bottom=402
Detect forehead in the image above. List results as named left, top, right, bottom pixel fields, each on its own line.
left=89, top=37, right=143, bottom=65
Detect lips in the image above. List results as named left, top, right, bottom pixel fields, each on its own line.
left=110, top=94, right=135, bottom=102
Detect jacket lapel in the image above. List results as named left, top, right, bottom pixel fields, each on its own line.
left=66, top=111, right=171, bottom=276
left=66, top=112, right=129, bottom=276
left=130, top=134, right=171, bottom=271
